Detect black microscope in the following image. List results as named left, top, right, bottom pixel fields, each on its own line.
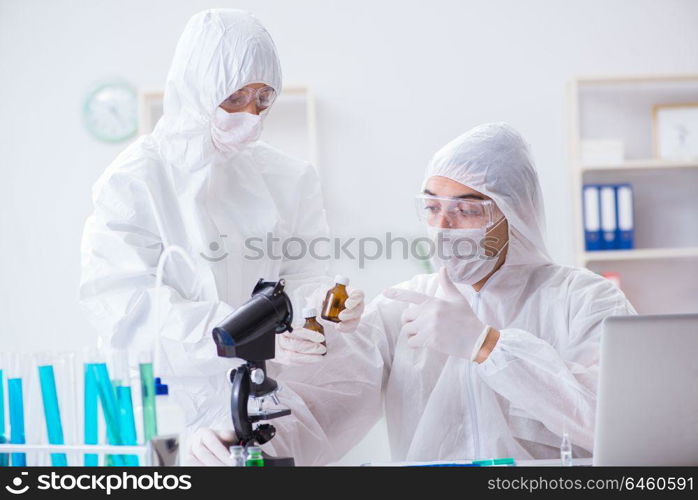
left=212, top=279, right=295, bottom=466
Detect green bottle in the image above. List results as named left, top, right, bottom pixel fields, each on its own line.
left=245, top=446, right=264, bottom=467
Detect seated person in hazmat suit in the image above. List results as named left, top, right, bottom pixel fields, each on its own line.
left=188, top=123, right=636, bottom=466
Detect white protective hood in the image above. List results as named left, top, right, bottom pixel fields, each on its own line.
left=153, top=9, right=282, bottom=169
left=424, top=122, right=551, bottom=267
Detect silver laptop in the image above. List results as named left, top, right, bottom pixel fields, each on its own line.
left=593, top=314, right=698, bottom=466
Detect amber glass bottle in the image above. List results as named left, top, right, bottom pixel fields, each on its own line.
left=321, top=275, right=349, bottom=323
left=302, top=307, right=326, bottom=355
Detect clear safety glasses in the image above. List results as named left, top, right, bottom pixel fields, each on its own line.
left=415, top=194, right=502, bottom=229
left=221, top=85, right=277, bottom=112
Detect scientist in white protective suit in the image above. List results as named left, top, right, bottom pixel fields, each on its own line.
left=188, top=123, right=636, bottom=466
left=79, top=9, right=364, bottom=460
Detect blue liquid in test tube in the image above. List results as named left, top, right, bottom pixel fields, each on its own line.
left=8, top=378, right=26, bottom=466
left=38, top=365, right=68, bottom=466
left=91, top=363, right=125, bottom=466
left=0, top=369, right=8, bottom=466
left=84, top=363, right=99, bottom=466
left=116, top=386, right=139, bottom=466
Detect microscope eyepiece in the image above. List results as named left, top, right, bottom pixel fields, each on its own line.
left=212, top=279, right=293, bottom=360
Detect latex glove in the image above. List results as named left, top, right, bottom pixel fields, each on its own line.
left=187, top=428, right=238, bottom=466
left=383, top=267, right=490, bottom=360
left=336, top=289, right=365, bottom=333
left=275, top=327, right=327, bottom=365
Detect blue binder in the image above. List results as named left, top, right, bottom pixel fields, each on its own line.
left=582, top=185, right=602, bottom=251
left=599, top=185, right=618, bottom=250
left=615, top=184, right=634, bottom=249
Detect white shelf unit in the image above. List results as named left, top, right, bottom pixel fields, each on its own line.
left=583, top=246, right=698, bottom=264
left=568, top=74, right=698, bottom=314
left=580, top=159, right=698, bottom=172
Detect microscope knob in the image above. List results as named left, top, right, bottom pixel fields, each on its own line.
left=254, top=424, right=276, bottom=445
left=251, top=368, right=265, bottom=385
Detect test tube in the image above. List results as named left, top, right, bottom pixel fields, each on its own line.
left=37, top=360, right=68, bottom=466
left=85, top=350, right=125, bottom=466
left=113, top=351, right=139, bottom=466
left=59, top=352, right=80, bottom=468
left=560, top=431, right=573, bottom=466
left=8, top=376, right=26, bottom=466
left=83, top=353, right=99, bottom=466
left=0, top=366, right=8, bottom=466
left=90, top=360, right=125, bottom=466
left=139, top=351, right=157, bottom=442
left=5, top=354, right=26, bottom=467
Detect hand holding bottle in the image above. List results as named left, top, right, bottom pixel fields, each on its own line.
left=275, top=307, right=327, bottom=365
left=335, top=289, right=365, bottom=332
left=321, top=275, right=365, bottom=333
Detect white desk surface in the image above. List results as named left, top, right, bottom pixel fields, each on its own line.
left=516, top=457, right=593, bottom=467
left=356, top=457, right=594, bottom=467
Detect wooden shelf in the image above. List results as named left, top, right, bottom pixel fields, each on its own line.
left=579, top=159, right=698, bottom=172
left=575, top=74, right=698, bottom=86
left=280, top=85, right=311, bottom=97
left=582, top=247, right=698, bottom=263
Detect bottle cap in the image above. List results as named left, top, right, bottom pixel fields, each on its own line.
left=302, top=307, right=317, bottom=318
left=334, top=275, right=349, bottom=286
left=155, top=377, right=169, bottom=396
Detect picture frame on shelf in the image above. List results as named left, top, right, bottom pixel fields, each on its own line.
left=652, top=102, right=698, bottom=161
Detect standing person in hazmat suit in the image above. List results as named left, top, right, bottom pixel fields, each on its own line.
left=79, top=9, right=364, bottom=459
left=188, top=123, right=635, bottom=466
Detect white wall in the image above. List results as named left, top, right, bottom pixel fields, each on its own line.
left=1, top=0, right=697, bottom=463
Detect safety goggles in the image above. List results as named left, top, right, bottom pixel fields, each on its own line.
left=415, top=194, right=502, bottom=229
left=221, top=85, right=277, bottom=112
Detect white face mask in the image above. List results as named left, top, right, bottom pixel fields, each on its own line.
left=427, top=217, right=509, bottom=285
left=210, top=108, right=263, bottom=154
